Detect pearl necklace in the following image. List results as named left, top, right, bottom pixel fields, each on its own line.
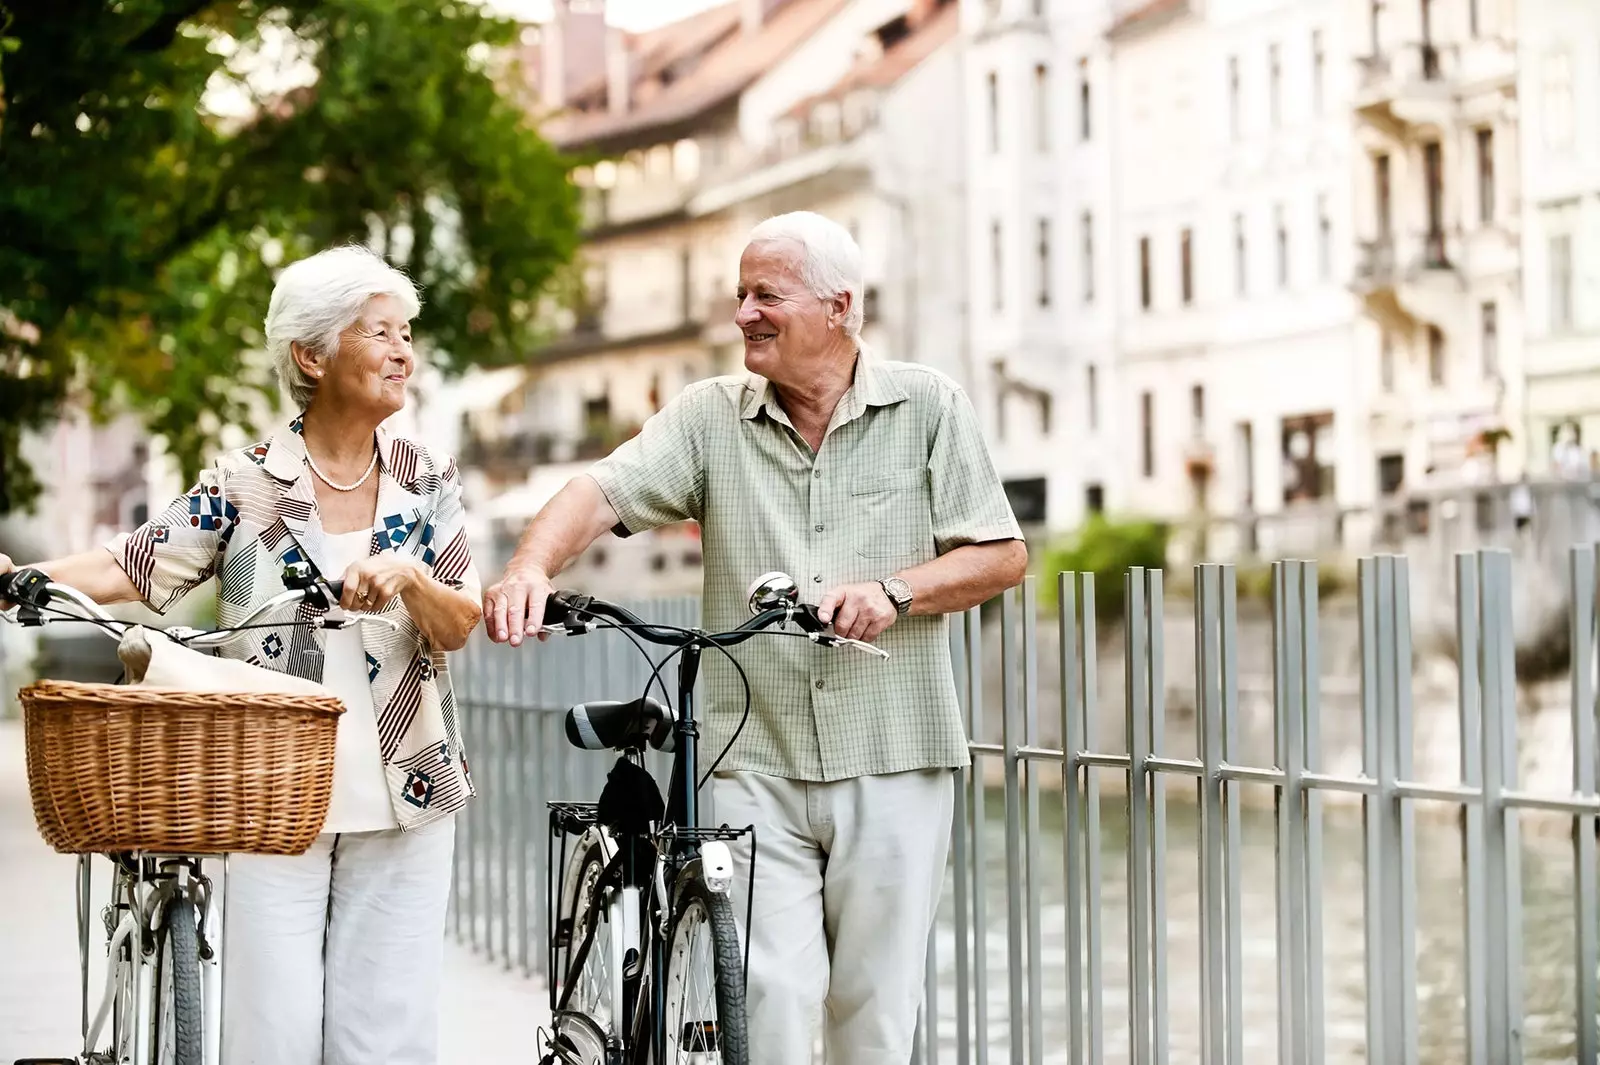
left=305, top=441, right=379, bottom=492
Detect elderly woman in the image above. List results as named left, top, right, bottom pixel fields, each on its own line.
left=0, top=245, right=482, bottom=1063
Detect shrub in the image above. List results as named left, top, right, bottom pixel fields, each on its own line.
left=1037, top=515, right=1170, bottom=620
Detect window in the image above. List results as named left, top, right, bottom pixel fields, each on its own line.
left=1191, top=384, right=1205, bottom=434
left=1138, top=236, right=1152, bottom=310
left=1374, top=153, right=1392, bottom=237
left=1423, top=140, right=1444, bottom=237
left=1378, top=454, right=1405, bottom=496
left=1037, top=218, right=1052, bottom=307
left=1543, top=51, right=1573, bottom=151
left=1481, top=301, right=1498, bottom=378
left=1469, top=0, right=1479, bottom=36
left=1085, top=483, right=1105, bottom=514
left=987, top=71, right=1000, bottom=153
left=1317, top=194, right=1332, bottom=281
left=1275, top=205, right=1289, bottom=288
left=1233, top=213, right=1247, bottom=296
left=1368, top=0, right=1383, bottom=52
left=1380, top=330, right=1394, bottom=391
left=1140, top=391, right=1155, bottom=477
left=1268, top=44, right=1282, bottom=127
left=1081, top=211, right=1095, bottom=303
left=1034, top=64, right=1050, bottom=152
left=991, top=219, right=1004, bottom=311
left=1476, top=128, right=1495, bottom=224
left=1228, top=56, right=1241, bottom=139
left=1427, top=324, right=1445, bottom=385
left=1551, top=234, right=1574, bottom=331
left=1180, top=227, right=1194, bottom=305
left=1312, top=30, right=1325, bottom=114
left=1087, top=363, right=1099, bottom=430
left=1078, top=58, right=1091, bottom=141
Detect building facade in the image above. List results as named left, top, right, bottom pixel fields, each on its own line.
left=1519, top=0, right=1600, bottom=471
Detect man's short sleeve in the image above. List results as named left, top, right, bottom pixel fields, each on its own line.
left=587, top=386, right=707, bottom=536
left=927, top=387, right=1023, bottom=555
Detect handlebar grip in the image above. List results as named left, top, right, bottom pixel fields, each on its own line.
left=0, top=568, right=51, bottom=609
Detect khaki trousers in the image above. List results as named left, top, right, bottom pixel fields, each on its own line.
left=711, top=768, right=954, bottom=1065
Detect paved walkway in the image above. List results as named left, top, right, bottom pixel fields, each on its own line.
left=0, top=720, right=548, bottom=1063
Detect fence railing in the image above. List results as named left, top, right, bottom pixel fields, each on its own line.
left=449, top=549, right=1600, bottom=1064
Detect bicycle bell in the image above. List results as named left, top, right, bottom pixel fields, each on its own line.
left=746, top=571, right=799, bottom=616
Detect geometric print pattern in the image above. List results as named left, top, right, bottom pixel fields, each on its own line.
left=105, top=416, right=482, bottom=830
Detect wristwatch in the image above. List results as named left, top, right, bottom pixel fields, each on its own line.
left=877, top=576, right=913, bottom=616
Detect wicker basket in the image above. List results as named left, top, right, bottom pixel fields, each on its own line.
left=20, top=679, right=345, bottom=856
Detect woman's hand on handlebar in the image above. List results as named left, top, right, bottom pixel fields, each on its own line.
left=0, top=553, right=14, bottom=607
left=483, top=565, right=555, bottom=647
left=338, top=554, right=425, bottom=613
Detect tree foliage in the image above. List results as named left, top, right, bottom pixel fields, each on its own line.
left=0, top=0, right=580, bottom=512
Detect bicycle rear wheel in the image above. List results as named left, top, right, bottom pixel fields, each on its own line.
left=659, top=869, right=747, bottom=1065
left=553, top=837, right=619, bottom=1038
left=152, top=896, right=203, bottom=1065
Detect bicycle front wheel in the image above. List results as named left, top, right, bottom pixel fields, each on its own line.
left=152, top=895, right=203, bottom=1065
left=660, top=870, right=747, bottom=1065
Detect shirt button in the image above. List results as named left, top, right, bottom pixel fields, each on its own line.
left=814, top=524, right=824, bottom=532
left=813, top=574, right=823, bottom=583
left=813, top=469, right=822, bottom=478
left=815, top=679, right=825, bottom=689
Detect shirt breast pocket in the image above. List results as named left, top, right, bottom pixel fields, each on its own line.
left=851, top=468, right=932, bottom=560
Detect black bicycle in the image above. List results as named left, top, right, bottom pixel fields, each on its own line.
left=535, top=572, right=889, bottom=1065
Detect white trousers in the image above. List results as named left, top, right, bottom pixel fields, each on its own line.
left=712, top=769, right=954, bottom=1065
left=220, top=817, right=455, bottom=1065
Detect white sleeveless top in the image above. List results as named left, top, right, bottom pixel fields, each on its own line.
left=319, top=529, right=399, bottom=834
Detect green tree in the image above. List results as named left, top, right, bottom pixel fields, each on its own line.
left=0, top=0, right=580, bottom=512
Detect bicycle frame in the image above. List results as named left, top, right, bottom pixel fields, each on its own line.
left=76, top=852, right=226, bottom=1065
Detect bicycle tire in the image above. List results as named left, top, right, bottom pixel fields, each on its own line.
left=554, top=841, right=618, bottom=1036
left=153, top=896, right=203, bottom=1065
left=659, top=869, right=747, bottom=1065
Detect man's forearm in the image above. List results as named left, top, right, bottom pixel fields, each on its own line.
left=504, top=474, right=621, bottom=578
left=899, top=539, right=1029, bottom=616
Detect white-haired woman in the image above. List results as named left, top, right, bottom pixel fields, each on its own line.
left=0, top=244, right=482, bottom=1063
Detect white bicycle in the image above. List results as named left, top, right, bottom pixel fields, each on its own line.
left=3, top=563, right=395, bottom=1065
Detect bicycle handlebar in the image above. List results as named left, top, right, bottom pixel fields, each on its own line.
left=543, top=587, right=889, bottom=658
left=0, top=567, right=383, bottom=649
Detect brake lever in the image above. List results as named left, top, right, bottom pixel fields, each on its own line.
left=810, top=632, right=890, bottom=659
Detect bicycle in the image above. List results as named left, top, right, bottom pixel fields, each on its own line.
left=534, top=572, right=889, bottom=1065
left=2, top=562, right=392, bottom=1065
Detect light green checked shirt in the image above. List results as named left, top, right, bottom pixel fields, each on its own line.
left=587, top=354, right=1023, bottom=781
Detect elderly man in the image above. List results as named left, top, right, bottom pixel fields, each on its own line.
left=485, top=210, right=1025, bottom=1063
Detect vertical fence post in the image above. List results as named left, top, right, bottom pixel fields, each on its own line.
left=1359, top=554, right=1418, bottom=1065
left=1196, top=564, right=1227, bottom=1065
left=1060, top=573, right=1088, bottom=1065
left=1022, top=577, right=1044, bottom=1065
left=966, top=605, right=990, bottom=1065
left=1457, top=552, right=1490, bottom=1065
left=1569, top=546, right=1599, bottom=1065
left=1271, top=561, right=1315, bottom=1064
left=1221, top=566, right=1244, bottom=1065
left=1479, top=550, right=1524, bottom=1064
left=950, top=612, right=973, bottom=1065
left=1124, top=568, right=1154, bottom=1065
left=1148, top=570, right=1170, bottom=1065
left=1082, top=578, right=1106, bottom=1065
left=1002, top=586, right=1026, bottom=1065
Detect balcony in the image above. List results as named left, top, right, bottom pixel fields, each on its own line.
left=691, top=92, right=879, bottom=217
left=1354, top=43, right=1458, bottom=135
left=1353, top=232, right=1465, bottom=328
left=579, top=177, right=695, bottom=237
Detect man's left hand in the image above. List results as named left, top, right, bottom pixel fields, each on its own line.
left=817, top=582, right=898, bottom=643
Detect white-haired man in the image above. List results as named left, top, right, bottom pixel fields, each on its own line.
left=485, top=211, right=1026, bottom=1063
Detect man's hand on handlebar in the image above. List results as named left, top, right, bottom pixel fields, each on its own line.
left=483, top=565, right=556, bottom=646
left=817, top=581, right=898, bottom=643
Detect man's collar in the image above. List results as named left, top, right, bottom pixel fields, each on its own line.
left=738, top=347, right=907, bottom=424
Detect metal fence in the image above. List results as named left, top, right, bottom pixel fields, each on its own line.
left=449, top=549, right=1600, bottom=1065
